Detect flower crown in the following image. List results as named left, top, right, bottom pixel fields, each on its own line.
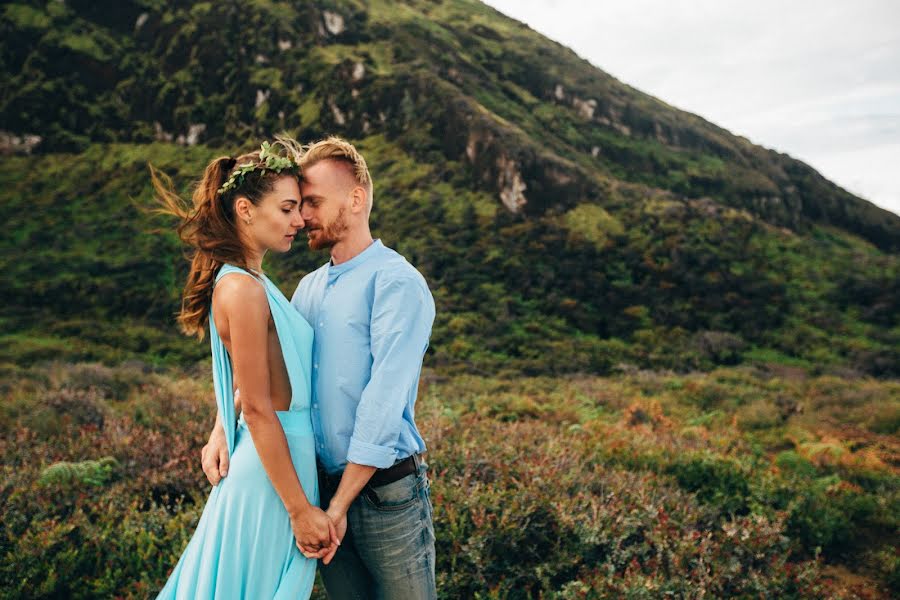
left=218, top=141, right=298, bottom=195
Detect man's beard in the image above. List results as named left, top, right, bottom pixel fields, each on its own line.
left=306, top=208, right=348, bottom=250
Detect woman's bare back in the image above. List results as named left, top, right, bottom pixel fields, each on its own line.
left=212, top=275, right=292, bottom=412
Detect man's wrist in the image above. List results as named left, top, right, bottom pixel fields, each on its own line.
left=327, top=462, right=378, bottom=516
left=327, top=496, right=351, bottom=518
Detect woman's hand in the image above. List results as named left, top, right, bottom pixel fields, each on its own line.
left=292, top=505, right=339, bottom=559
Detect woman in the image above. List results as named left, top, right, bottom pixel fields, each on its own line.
left=152, top=138, right=337, bottom=599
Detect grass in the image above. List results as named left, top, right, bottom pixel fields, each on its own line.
left=1, top=362, right=897, bottom=598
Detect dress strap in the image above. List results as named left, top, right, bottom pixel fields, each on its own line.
left=209, top=312, right=236, bottom=457
left=215, top=263, right=263, bottom=284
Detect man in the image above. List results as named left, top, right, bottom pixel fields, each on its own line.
left=201, top=137, right=437, bottom=599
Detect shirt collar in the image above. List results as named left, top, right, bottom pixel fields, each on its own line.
left=328, top=239, right=383, bottom=277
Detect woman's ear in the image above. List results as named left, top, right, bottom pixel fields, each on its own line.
left=234, top=196, right=254, bottom=225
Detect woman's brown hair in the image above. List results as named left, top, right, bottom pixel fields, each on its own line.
left=150, top=137, right=303, bottom=338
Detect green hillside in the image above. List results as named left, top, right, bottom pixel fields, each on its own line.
left=2, top=0, right=899, bottom=376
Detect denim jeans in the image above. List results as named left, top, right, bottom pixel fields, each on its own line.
left=319, top=461, right=436, bottom=600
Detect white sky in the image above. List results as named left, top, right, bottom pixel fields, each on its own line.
left=483, top=0, right=900, bottom=216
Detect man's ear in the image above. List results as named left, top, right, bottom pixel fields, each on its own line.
left=350, top=186, right=368, bottom=214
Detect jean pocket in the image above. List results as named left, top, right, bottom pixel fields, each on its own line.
left=363, top=474, right=423, bottom=512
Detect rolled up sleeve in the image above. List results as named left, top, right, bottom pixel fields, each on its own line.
left=346, top=274, right=434, bottom=468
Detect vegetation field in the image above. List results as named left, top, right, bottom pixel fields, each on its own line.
left=2, top=361, right=897, bottom=598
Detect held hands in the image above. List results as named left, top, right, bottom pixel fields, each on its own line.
left=200, top=401, right=344, bottom=563
left=298, top=505, right=347, bottom=565
left=294, top=505, right=341, bottom=564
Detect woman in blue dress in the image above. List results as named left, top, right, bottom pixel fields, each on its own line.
left=152, top=138, right=338, bottom=599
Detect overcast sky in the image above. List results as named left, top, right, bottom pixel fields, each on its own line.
left=483, top=0, right=900, bottom=216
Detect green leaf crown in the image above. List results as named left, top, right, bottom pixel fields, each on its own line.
left=218, top=141, right=298, bottom=195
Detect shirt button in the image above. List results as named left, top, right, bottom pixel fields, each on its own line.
left=314, top=363, right=318, bottom=369
left=318, top=321, right=323, bottom=326
left=313, top=403, right=318, bottom=409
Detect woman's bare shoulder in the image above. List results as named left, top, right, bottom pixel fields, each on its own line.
left=213, top=272, right=268, bottom=315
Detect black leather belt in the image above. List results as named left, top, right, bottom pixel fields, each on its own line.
left=318, top=454, right=422, bottom=491
left=369, top=454, right=420, bottom=488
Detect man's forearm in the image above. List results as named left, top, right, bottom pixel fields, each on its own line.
left=210, top=390, right=241, bottom=439
left=329, top=463, right=377, bottom=516
left=210, top=409, right=224, bottom=439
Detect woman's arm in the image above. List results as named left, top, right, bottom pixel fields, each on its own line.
left=215, top=275, right=336, bottom=552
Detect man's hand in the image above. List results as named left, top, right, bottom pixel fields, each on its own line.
left=321, top=506, right=348, bottom=565
left=304, top=462, right=374, bottom=563
left=200, top=424, right=229, bottom=486
left=294, top=506, right=340, bottom=560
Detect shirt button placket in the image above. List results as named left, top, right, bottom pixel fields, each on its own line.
left=316, top=278, right=330, bottom=457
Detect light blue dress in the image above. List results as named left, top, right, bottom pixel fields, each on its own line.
left=158, top=264, right=317, bottom=599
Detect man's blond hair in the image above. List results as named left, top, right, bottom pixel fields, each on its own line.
left=301, top=136, right=374, bottom=210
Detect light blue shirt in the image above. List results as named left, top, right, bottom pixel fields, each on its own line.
left=290, top=240, right=435, bottom=474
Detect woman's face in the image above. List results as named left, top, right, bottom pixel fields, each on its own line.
left=246, top=175, right=304, bottom=253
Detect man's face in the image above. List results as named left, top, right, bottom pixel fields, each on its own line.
left=299, top=160, right=352, bottom=250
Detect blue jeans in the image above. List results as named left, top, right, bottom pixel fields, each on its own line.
left=319, top=461, right=436, bottom=600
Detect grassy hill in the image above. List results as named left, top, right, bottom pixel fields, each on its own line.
left=1, top=0, right=899, bottom=376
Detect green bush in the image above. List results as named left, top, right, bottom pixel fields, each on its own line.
left=666, top=455, right=751, bottom=516
left=39, top=457, right=119, bottom=488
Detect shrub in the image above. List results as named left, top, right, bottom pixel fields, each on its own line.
left=784, top=477, right=879, bottom=558
left=737, top=398, right=783, bottom=430
left=692, top=330, right=747, bottom=365
left=39, top=457, right=120, bottom=488
left=666, top=455, right=751, bottom=516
